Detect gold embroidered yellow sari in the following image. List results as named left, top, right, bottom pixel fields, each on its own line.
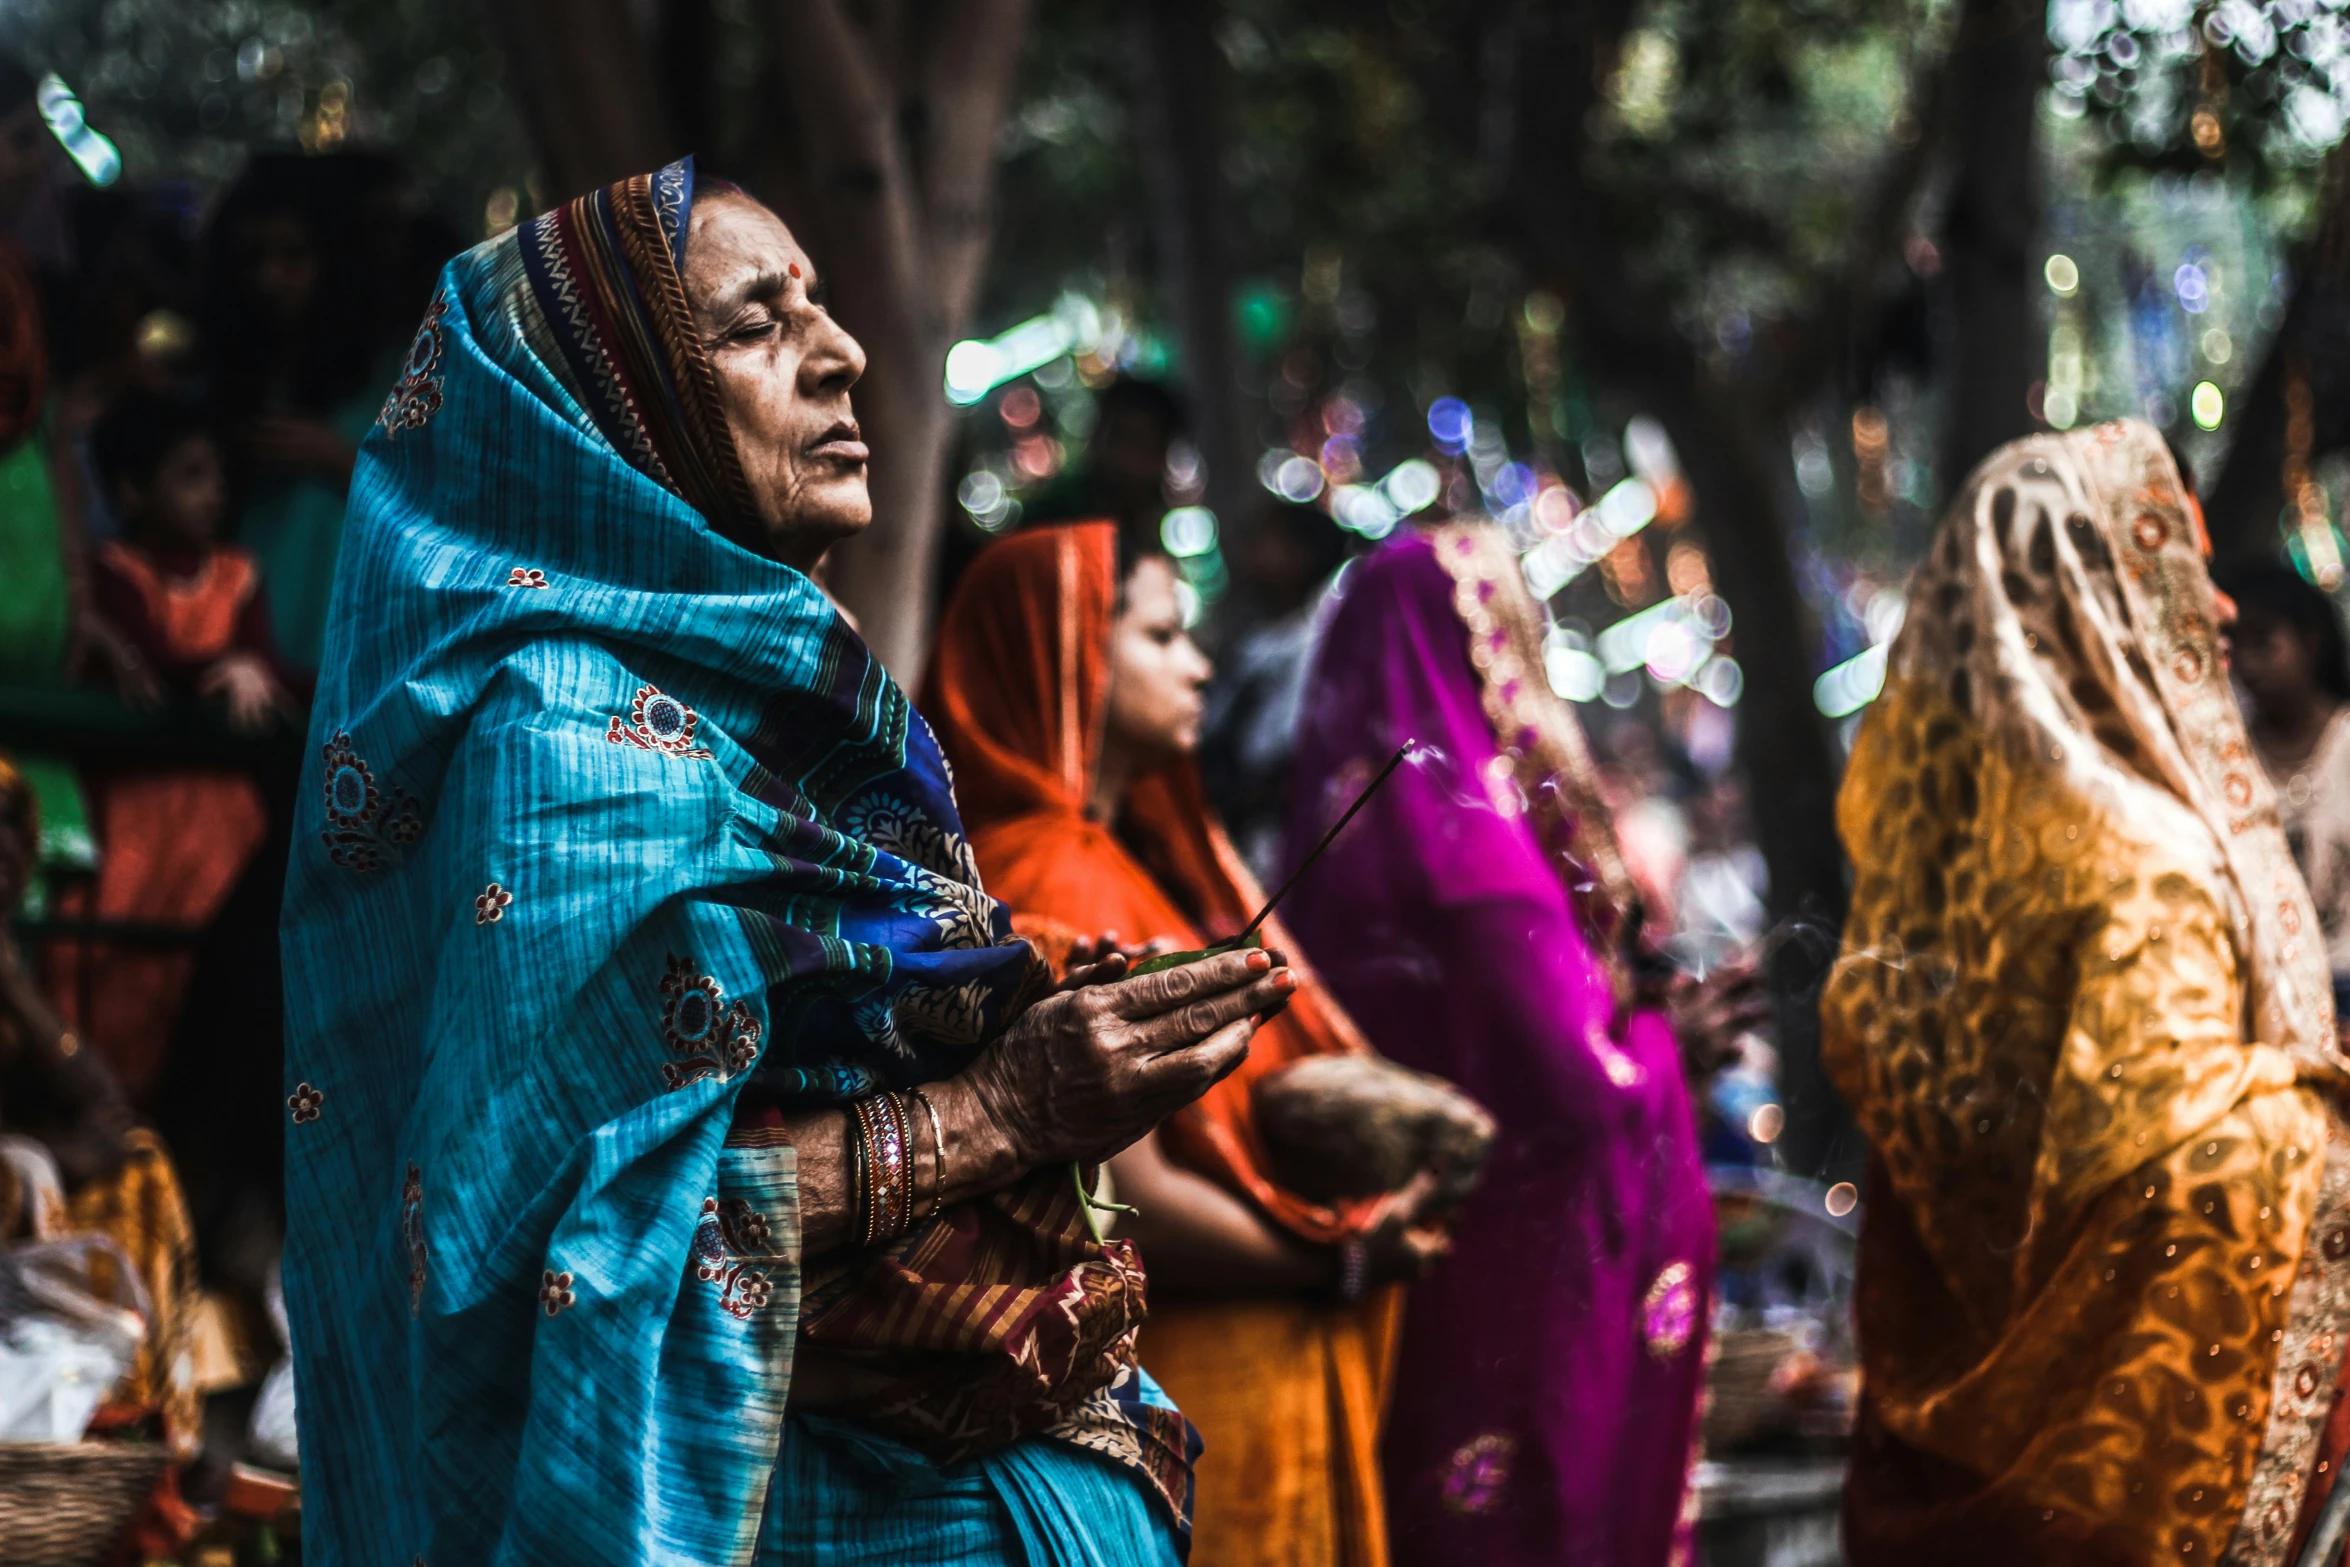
left=1823, top=421, right=2350, bottom=1566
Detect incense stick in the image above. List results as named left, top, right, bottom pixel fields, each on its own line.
left=1221, top=741, right=1413, bottom=948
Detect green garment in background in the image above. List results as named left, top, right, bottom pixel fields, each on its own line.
left=236, top=387, right=380, bottom=672
left=0, top=429, right=97, bottom=900
left=0, top=432, right=67, bottom=680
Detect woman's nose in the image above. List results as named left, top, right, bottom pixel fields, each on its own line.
left=802, top=309, right=868, bottom=393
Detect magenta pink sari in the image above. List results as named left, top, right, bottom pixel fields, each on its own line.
left=1284, top=527, right=1712, bottom=1566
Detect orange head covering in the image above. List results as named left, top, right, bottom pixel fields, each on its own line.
left=924, top=522, right=1377, bottom=1244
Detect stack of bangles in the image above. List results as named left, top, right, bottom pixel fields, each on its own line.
left=848, top=1087, right=947, bottom=1249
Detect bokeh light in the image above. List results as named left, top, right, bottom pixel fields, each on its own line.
left=2190, top=380, right=2225, bottom=430
left=1426, top=397, right=1472, bottom=454
left=2045, top=253, right=2080, bottom=295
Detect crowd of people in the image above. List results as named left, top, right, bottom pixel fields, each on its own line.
left=8, top=57, right=2347, bottom=1567
left=0, top=53, right=457, bottom=1560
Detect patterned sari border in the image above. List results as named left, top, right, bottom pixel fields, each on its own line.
left=2228, top=1106, right=2350, bottom=1566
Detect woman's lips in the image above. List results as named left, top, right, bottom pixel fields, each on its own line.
left=808, top=424, right=867, bottom=464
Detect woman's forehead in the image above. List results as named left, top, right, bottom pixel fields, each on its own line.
left=688, top=194, right=808, bottom=281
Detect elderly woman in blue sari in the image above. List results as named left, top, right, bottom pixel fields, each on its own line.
left=281, top=161, right=1295, bottom=1567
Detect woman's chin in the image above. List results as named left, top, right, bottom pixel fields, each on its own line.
left=760, top=491, right=872, bottom=567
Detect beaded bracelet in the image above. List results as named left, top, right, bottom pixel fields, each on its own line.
left=849, top=1091, right=918, bottom=1248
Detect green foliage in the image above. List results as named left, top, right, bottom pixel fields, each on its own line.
left=6, top=0, right=527, bottom=235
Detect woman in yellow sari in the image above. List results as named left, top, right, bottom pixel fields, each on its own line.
left=1823, top=420, right=2348, bottom=1566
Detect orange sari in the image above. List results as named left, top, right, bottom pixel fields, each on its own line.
left=51, top=545, right=268, bottom=1095
left=924, top=522, right=1401, bottom=1567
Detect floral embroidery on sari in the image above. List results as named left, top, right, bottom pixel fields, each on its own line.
left=287, top=1082, right=324, bottom=1124
left=320, top=731, right=425, bottom=870
left=474, top=883, right=511, bottom=925
left=1642, top=1260, right=1700, bottom=1359
left=657, top=955, right=762, bottom=1089
left=1439, top=1431, right=1516, bottom=1516
left=692, top=1198, right=776, bottom=1318
left=606, top=684, right=715, bottom=759
left=377, top=293, right=447, bottom=437
left=504, top=567, right=549, bottom=589
left=538, top=1269, right=576, bottom=1317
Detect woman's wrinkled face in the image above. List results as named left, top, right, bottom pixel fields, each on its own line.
left=683, top=192, right=870, bottom=569
left=1104, top=556, right=1212, bottom=760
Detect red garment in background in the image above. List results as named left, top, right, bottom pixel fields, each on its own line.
left=922, top=520, right=1403, bottom=1567
left=51, top=545, right=270, bottom=1095
left=921, top=520, right=1381, bottom=1243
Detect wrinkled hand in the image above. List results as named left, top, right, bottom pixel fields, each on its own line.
left=970, top=948, right=1295, bottom=1167
left=1358, top=1167, right=1453, bottom=1288
left=199, top=652, right=292, bottom=735
left=1057, top=931, right=1185, bottom=991
left=1663, top=959, right=1774, bottom=1077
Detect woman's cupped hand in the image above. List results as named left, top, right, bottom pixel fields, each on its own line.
left=967, top=948, right=1295, bottom=1168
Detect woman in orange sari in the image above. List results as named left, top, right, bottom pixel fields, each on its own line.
left=926, top=522, right=1457, bottom=1567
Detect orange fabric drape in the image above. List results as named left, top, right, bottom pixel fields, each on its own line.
left=924, top=521, right=1400, bottom=1567
left=50, top=549, right=266, bottom=1096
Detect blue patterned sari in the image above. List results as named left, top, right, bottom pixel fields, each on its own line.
left=282, top=159, right=1185, bottom=1567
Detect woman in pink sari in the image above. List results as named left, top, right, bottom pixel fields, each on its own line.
left=1285, top=520, right=1723, bottom=1566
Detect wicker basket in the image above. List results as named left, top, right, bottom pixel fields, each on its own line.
left=0, top=1441, right=170, bottom=1567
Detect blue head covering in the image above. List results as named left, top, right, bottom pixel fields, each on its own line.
left=281, top=160, right=1080, bottom=1566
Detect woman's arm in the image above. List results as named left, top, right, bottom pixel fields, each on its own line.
left=1104, top=1129, right=1329, bottom=1295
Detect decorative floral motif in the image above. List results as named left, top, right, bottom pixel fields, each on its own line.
left=538, top=1269, right=576, bottom=1316
left=320, top=731, right=424, bottom=870
left=1438, top=1431, right=1517, bottom=1516
left=474, top=883, right=512, bottom=925
left=286, top=1082, right=324, bottom=1124
left=505, top=567, right=550, bottom=589
left=401, top=1163, right=428, bottom=1319
left=1643, top=1260, right=1700, bottom=1360
left=894, top=978, right=995, bottom=1047
left=657, top=955, right=763, bottom=1089
left=693, top=1197, right=777, bottom=1318
left=837, top=792, right=983, bottom=883
left=376, top=293, right=447, bottom=437
left=903, top=865, right=993, bottom=950
left=606, top=684, right=714, bottom=759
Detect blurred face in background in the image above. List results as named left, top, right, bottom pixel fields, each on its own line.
left=2231, top=613, right=2321, bottom=716
left=1095, top=405, right=1173, bottom=497
left=117, top=436, right=228, bottom=554
left=235, top=208, right=320, bottom=331
left=683, top=190, right=871, bottom=568
left=1104, top=555, right=1212, bottom=762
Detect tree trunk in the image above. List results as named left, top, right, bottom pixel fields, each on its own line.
left=493, top=0, right=1034, bottom=680
left=1937, top=0, right=2048, bottom=488
left=2207, top=146, right=2350, bottom=560
left=766, top=0, right=1035, bottom=680
left=1130, top=0, right=1258, bottom=565
left=1499, top=1, right=1861, bottom=1176
left=488, top=0, right=672, bottom=203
